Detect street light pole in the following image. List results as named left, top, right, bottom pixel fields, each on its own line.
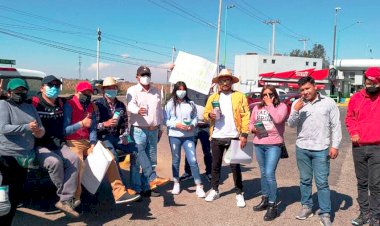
left=214, top=0, right=223, bottom=75
left=223, top=4, right=235, bottom=67
left=332, top=7, right=341, bottom=66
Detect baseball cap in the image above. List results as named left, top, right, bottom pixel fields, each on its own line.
left=42, top=75, right=62, bottom=85
left=76, top=81, right=94, bottom=93
left=7, top=78, right=29, bottom=91
left=137, top=66, right=151, bottom=76
left=364, top=67, right=380, bottom=83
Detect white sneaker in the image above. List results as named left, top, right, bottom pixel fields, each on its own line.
left=205, top=189, right=219, bottom=202
left=236, top=194, right=246, bottom=208
left=196, top=185, right=206, bottom=198
left=171, top=182, right=180, bottom=195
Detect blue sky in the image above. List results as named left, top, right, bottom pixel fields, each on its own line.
left=0, top=0, right=378, bottom=83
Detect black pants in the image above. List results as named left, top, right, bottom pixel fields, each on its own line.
left=353, top=145, right=380, bottom=219
left=0, top=156, right=27, bottom=226
left=210, top=138, right=243, bottom=194
left=184, top=129, right=212, bottom=175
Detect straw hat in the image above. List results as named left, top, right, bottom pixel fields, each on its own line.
left=212, top=69, right=239, bottom=84
left=102, top=77, right=117, bottom=87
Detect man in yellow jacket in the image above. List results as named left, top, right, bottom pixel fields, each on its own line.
left=203, top=69, right=250, bottom=208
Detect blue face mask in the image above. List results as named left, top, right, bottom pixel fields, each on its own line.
left=45, top=86, right=60, bottom=98
left=105, top=89, right=117, bottom=99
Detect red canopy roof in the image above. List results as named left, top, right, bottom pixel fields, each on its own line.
left=260, top=68, right=329, bottom=81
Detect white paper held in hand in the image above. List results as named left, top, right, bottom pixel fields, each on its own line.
left=82, top=141, right=113, bottom=194
left=228, top=140, right=254, bottom=164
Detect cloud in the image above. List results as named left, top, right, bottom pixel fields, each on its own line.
left=87, top=62, right=112, bottom=71
left=157, top=61, right=174, bottom=69
left=121, top=53, right=129, bottom=58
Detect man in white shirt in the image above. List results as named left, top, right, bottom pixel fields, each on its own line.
left=203, top=69, right=250, bottom=208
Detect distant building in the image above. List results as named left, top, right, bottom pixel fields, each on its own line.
left=335, top=59, right=380, bottom=97
left=234, top=53, right=325, bottom=93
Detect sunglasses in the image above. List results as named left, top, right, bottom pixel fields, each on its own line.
left=263, top=93, right=274, bottom=98
left=47, top=83, right=60, bottom=88
left=218, top=79, right=231, bottom=85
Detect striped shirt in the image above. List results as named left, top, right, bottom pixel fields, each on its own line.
left=287, top=94, right=342, bottom=150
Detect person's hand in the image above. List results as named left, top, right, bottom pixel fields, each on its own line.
left=251, top=127, right=257, bottom=134
left=82, top=117, right=92, bottom=128
left=168, top=63, right=175, bottom=71
left=240, top=136, right=247, bottom=149
left=32, top=127, right=44, bottom=138
left=208, top=112, right=217, bottom=120
left=29, top=120, right=39, bottom=131
left=293, top=99, right=305, bottom=111
left=351, top=134, right=360, bottom=144
left=263, top=95, right=274, bottom=106
left=104, top=118, right=118, bottom=128
left=87, top=144, right=95, bottom=155
left=138, top=107, right=148, bottom=116
left=329, top=147, right=339, bottom=159
left=176, top=123, right=189, bottom=131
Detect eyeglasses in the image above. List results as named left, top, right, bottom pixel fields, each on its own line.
left=263, top=93, right=274, bottom=98
left=218, top=79, right=231, bottom=85
left=47, top=83, right=60, bottom=88
left=140, top=73, right=151, bottom=77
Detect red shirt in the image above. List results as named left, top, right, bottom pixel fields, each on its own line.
left=345, top=89, right=380, bottom=145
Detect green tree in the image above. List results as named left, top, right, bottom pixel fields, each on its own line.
left=288, top=44, right=330, bottom=68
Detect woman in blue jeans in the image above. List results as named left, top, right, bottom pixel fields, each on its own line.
left=164, top=81, right=205, bottom=198
left=249, top=85, right=288, bottom=221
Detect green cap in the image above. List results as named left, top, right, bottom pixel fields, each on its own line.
left=7, top=78, right=29, bottom=91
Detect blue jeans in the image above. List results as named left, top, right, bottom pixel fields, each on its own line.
left=130, top=126, right=158, bottom=192
left=296, top=146, right=331, bottom=214
left=254, top=144, right=281, bottom=203
left=184, top=128, right=212, bottom=175
left=169, top=136, right=202, bottom=184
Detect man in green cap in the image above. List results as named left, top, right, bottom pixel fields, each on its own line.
left=0, top=78, right=45, bottom=225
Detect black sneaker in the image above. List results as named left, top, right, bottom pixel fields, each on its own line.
left=115, top=191, right=141, bottom=204
left=352, top=212, right=370, bottom=225
left=179, top=173, right=193, bottom=182
left=150, top=189, right=161, bottom=197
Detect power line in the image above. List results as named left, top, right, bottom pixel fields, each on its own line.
left=148, top=0, right=267, bottom=51
left=0, top=28, right=167, bottom=69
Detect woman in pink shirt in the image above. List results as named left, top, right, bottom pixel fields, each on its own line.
left=249, top=85, right=288, bottom=221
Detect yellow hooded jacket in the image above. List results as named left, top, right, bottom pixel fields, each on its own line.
left=203, top=90, right=250, bottom=139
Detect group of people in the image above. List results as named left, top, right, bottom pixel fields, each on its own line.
left=0, top=65, right=379, bottom=226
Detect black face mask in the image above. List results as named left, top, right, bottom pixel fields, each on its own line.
left=366, top=86, right=380, bottom=95
left=10, top=92, right=28, bottom=104
left=79, top=94, right=91, bottom=105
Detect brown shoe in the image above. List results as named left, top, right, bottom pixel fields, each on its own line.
left=127, top=188, right=137, bottom=195
left=149, top=177, right=170, bottom=190
left=55, top=200, right=80, bottom=218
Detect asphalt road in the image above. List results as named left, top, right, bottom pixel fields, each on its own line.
left=13, top=106, right=359, bottom=226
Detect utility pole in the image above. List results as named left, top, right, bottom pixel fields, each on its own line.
left=78, top=55, right=82, bottom=80
left=214, top=0, right=222, bottom=75
left=264, top=20, right=280, bottom=55
left=298, top=38, right=310, bottom=52
left=332, top=7, right=341, bottom=66
left=223, top=4, right=235, bottom=67
left=96, top=28, right=101, bottom=80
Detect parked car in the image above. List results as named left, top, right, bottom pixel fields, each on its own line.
left=279, top=93, right=300, bottom=114
left=0, top=67, right=46, bottom=99
left=246, top=87, right=287, bottom=112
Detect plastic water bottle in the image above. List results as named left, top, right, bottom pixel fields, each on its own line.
left=0, top=175, right=11, bottom=216
left=113, top=111, right=121, bottom=120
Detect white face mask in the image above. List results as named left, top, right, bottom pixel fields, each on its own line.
left=139, top=76, right=151, bottom=85
left=176, top=90, right=186, bottom=99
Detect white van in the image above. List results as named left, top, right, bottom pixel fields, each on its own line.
left=0, top=67, right=46, bottom=99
